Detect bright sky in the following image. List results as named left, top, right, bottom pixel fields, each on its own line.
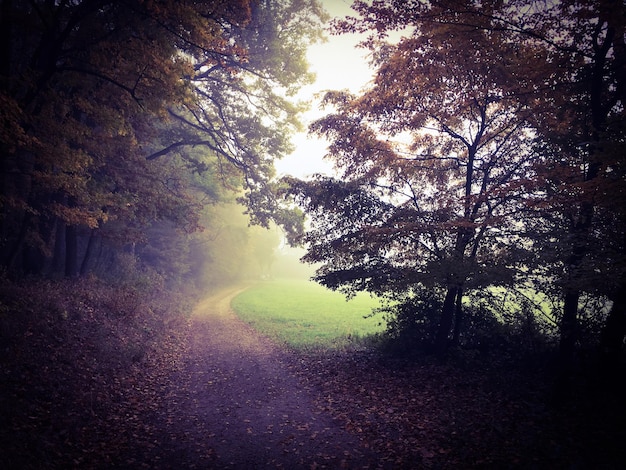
left=274, top=0, right=373, bottom=179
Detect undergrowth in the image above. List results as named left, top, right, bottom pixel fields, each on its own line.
left=0, top=274, right=198, bottom=469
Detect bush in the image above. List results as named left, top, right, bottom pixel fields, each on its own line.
left=376, top=289, right=442, bottom=354
left=375, top=286, right=556, bottom=360
left=456, top=295, right=556, bottom=364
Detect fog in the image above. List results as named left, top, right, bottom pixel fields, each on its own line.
left=271, top=246, right=318, bottom=281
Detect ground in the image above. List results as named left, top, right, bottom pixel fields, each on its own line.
left=120, top=287, right=626, bottom=469
left=135, top=287, right=378, bottom=469
left=2, top=283, right=625, bottom=469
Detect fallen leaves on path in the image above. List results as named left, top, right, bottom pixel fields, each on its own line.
left=2, top=280, right=625, bottom=469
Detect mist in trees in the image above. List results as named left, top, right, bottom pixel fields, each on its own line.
left=0, top=0, right=326, bottom=286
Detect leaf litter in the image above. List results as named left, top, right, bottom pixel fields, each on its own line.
left=2, top=281, right=625, bottom=468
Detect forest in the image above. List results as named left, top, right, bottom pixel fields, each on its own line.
left=1, top=0, right=625, bottom=468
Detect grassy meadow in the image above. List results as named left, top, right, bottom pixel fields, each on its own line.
left=231, top=279, right=386, bottom=350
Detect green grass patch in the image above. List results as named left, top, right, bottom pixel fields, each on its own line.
left=231, top=279, right=386, bottom=350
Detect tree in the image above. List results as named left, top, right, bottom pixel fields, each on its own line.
left=424, top=0, right=626, bottom=381
left=524, top=0, right=626, bottom=382
left=286, top=9, right=541, bottom=353
left=0, top=0, right=324, bottom=278
left=286, top=0, right=626, bottom=365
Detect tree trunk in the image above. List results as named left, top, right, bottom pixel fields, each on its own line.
left=22, top=243, right=44, bottom=275
left=52, top=219, right=66, bottom=275
left=555, top=288, right=580, bottom=401
left=600, top=278, right=626, bottom=381
left=560, top=289, right=580, bottom=361
left=452, top=288, right=464, bottom=346
left=80, top=229, right=97, bottom=276
left=0, top=0, right=12, bottom=78
left=65, top=225, right=78, bottom=278
left=434, top=286, right=458, bottom=355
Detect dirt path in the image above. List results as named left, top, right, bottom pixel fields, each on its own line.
left=149, top=286, right=377, bottom=469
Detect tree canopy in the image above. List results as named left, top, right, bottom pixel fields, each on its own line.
left=285, top=0, right=626, bottom=374
left=0, top=0, right=324, bottom=278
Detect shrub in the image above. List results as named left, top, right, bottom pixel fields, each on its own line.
left=376, top=288, right=442, bottom=354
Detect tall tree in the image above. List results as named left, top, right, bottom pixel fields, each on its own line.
left=287, top=8, right=541, bottom=353
left=286, top=0, right=625, bottom=364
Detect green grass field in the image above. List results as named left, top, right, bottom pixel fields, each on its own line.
left=231, top=279, right=387, bottom=350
